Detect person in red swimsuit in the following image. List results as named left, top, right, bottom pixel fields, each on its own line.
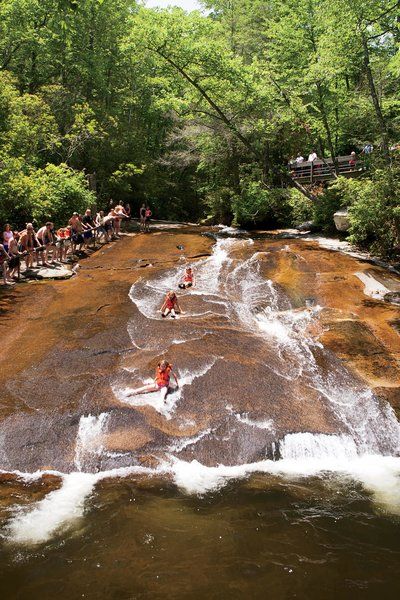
left=160, top=291, right=183, bottom=318
left=128, top=360, right=179, bottom=401
left=179, top=266, right=195, bottom=289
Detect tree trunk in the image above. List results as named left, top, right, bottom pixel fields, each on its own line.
left=361, top=32, right=390, bottom=163
left=154, top=48, right=319, bottom=202
left=316, top=83, right=339, bottom=175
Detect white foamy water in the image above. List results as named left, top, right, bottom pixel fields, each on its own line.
left=168, top=428, right=212, bottom=453
left=216, top=225, right=247, bottom=236
left=355, top=271, right=390, bottom=300
left=279, top=432, right=358, bottom=460
left=6, top=465, right=160, bottom=546
left=169, top=453, right=400, bottom=513
left=311, top=370, right=400, bottom=455
left=7, top=472, right=97, bottom=545
left=226, top=405, right=275, bottom=431
left=74, top=413, right=110, bottom=472
left=115, top=358, right=219, bottom=419
left=6, top=445, right=400, bottom=547
left=234, top=413, right=275, bottom=431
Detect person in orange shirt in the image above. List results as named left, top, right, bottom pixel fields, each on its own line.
left=55, top=227, right=71, bottom=262
left=128, top=360, right=179, bottom=401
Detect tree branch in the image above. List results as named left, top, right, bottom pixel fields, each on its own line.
left=365, top=1, right=400, bottom=26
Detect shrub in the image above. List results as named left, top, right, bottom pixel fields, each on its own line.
left=232, top=181, right=292, bottom=228
left=315, top=172, right=400, bottom=257
left=287, top=189, right=313, bottom=226
left=0, top=162, right=95, bottom=228
left=346, top=170, right=400, bottom=257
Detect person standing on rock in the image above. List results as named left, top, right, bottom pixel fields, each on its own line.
left=19, top=223, right=40, bottom=269
left=69, top=212, right=85, bottom=254
left=139, top=203, right=146, bottom=232
left=37, top=222, right=56, bottom=265
left=144, top=206, right=152, bottom=232
left=128, top=360, right=179, bottom=401
left=0, top=243, right=14, bottom=285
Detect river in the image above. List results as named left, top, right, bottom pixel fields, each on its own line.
left=0, top=225, right=399, bottom=599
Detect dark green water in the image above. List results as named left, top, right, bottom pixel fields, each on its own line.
left=1, top=475, right=400, bottom=600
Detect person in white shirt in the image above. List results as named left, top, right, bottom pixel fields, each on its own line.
left=296, top=154, right=304, bottom=163
left=308, top=151, right=318, bottom=162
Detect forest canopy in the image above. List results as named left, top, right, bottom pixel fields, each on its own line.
left=0, top=0, right=399, bottom=256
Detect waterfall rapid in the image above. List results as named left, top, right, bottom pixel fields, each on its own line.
left=3, top=234, right=400, bottom=546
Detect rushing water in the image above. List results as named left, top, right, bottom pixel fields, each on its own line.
left=1, top=231, right=400, bottom=598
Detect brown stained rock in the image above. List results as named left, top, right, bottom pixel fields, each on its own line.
left=103, top=428, right=154, bottom=452
left=1, top=228, right=400, bottom=475
left=322, top=320, right=400, bottom=386
left=0, top=472, right=18, bottom=483
left=137, top=455, right=162, bottom=469
left=41, top=472, right=62, bottom=484
left=374, top=387, right=400, bottom=420
left=322, top=320, right=389, bottom=357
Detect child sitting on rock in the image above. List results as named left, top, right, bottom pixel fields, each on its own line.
left=128, top=360, right=179, bottom=401
left=160, top=291, right=182, bottom=318
left=179, top=266, right=195, bottom=289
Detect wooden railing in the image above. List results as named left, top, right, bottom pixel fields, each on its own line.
left=289, top=155, right=365, bottom=183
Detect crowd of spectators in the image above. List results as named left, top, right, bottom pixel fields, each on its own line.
left=0, top=202, right=132, bottom=286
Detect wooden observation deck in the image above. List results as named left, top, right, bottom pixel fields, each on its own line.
left=289, top=155, right=364, bottom=183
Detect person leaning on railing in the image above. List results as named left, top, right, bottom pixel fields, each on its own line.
left=349, top=151, right=357, bottom=170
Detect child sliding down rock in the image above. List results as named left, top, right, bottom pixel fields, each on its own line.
left=160, top=290, right=182, bottom=318
left=178, top=266, right=195, bottom=290
left=128, top=360, right=179, bottom=401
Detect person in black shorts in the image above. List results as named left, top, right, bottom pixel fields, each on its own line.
left=139, top=203, right=146, bottom=232
left=82, top=209, right=96, bottom=247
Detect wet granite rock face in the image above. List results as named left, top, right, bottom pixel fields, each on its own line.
left=0, top=227, right=399, bottom=475
left=384, top=291, right=400, bottom=305
left=374, top=387, right=400, bottom=420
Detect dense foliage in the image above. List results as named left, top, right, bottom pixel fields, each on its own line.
left=0, top=0, right=399, bottom=255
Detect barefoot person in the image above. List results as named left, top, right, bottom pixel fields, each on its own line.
left=7, top=233, right=23, bottom=280
left=69, top=212, right=85, bottom=253
left=19, top=223, right=40, bottom=269
left=37, top=222, right=56, bottom=265
left=179, top=266, right=195, bottom=289
left=144, top=206, right=152, bottom=232
left=0, top=243, right=14, bottom=285
left=139, top=203, right=146, bottom=232
left=128, top=360, right=179, bottom=401
left=160, top=291, right=182, bottom=318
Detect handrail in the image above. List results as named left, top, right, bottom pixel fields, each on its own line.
left=289, top=155, right=364, bottom=183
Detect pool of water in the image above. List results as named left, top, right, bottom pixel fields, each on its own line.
left=1, top=475, right=400, bottom=599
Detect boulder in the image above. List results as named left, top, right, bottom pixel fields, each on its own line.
left=334, top=209, right=350, bottom=232
left=296, top=221, right=319, bottom=232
